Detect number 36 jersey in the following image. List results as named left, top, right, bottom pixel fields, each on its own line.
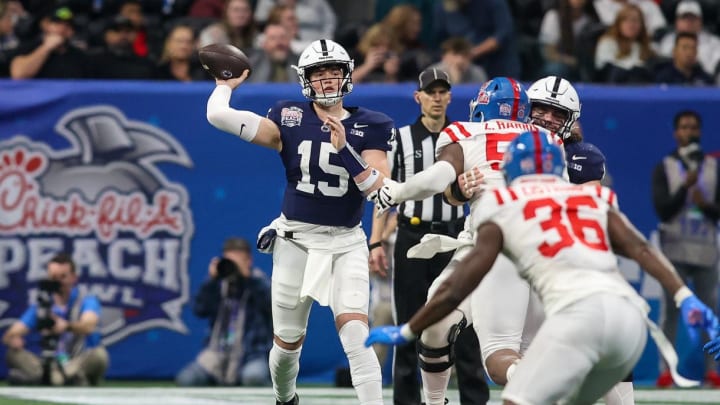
left=472, top=174, right=640, bottom=316
left=267, top=101, right=394, bottom=227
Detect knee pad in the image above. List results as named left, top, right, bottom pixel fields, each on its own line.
left=339, top=320, right=369, bottom=353
left=418, top=315, right=467, bottom=373
left=339, top=320, right=381, bottom=386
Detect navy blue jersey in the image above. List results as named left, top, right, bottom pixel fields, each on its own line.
left=267, top=101, right=394, bottom=227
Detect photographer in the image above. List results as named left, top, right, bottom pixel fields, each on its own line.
left=2, top=253, right=108, bottom=386
left=652, top=109, right=720, bottom=386
left=176, top=237, right=272, bottom=386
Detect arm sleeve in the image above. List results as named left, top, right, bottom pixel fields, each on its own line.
left=206, top=85, right=262, bottom=141
left=396, top=160, right=457, bottom=202
left=652, top=161, right=688, bottom=222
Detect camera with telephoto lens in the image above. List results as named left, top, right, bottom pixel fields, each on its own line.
left=215, top=258, right=245, bottom=298
left=35, top=279, right=66, bottom=385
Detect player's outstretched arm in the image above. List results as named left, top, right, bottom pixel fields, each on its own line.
left=206, top=70, right=282, bottom=151
left=367, top=143, right=466, bottom=215
left=608, top=209, right=719, bottom=343
left=390, top=143, right=464, bottom=203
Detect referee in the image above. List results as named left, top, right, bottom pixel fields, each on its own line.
left=369, top=68, right=489, bottom=405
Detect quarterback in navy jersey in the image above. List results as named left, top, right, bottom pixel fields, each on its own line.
left=267, top=100, right=393, bottom=227
left=206, top=39, right=392, bottom=405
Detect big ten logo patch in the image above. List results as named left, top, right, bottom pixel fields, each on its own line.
left=0, top=106, right=194, bottom=345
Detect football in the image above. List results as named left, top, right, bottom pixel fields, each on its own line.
left=198, top=44, right=252, bottom=80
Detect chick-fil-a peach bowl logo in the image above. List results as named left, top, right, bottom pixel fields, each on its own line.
left=0, top=106, right=194, bottom=345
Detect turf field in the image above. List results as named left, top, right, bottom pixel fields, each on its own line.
left=1, top=387, right=719, bottom=405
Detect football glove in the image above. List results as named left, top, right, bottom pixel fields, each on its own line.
left=680, top=294, right=720, bottom=345
left=365, top=324, right=415, bottom=347
left=368, top=178, right=401, bottom=216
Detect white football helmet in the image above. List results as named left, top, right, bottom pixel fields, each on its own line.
left=292, top=39, right=354, bottom=107
left=527, top=76, right=581, bottom=139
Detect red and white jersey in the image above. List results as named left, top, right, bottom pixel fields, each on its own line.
left=436, top=119, right=564, bottom=228
left=472, top=174, right=640, bottom=315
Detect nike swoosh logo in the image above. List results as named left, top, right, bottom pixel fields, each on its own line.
left=571, top=155, right=586, bottom=160
left=354, top=123, right=368, bottom=129
left=239, top=123, right=246, bottom=136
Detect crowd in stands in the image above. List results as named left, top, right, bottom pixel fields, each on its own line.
left=1, top=0, right=719, bottom=85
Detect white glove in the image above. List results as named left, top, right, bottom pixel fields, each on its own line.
left=368, top=178, right=402, bottom=216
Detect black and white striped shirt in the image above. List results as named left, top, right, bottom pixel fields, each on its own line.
left=389, top=116, right=464, bottom=222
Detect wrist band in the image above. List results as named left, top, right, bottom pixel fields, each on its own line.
left=337, top=143, right=368, bottom=177
left=674, top=285, right=693, bottom=308
left=368, top=242, right=383, bottom=251
left=356, top=169, right=379, bottom=192
left=450, top=181, right=471, bottom=202
left=400, top=324, right=417, bottom=341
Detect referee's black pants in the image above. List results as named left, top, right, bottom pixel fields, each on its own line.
left=392, top=222, right=489, bottom=405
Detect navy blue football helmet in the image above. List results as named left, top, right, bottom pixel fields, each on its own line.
left=469, top=77, right=530, bottom=123
left=502, top=130, right=565, bottom=182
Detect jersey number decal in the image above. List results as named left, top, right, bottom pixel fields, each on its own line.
left=296, top=140, right=349, bottom=197
left=485, top=133, right=517, bottom=170
left=523, top=196, right=608, bottom=257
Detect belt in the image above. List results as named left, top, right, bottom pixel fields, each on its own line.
left=397, top=215, right=465, bottom=236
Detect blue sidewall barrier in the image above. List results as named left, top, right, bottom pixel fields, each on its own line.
left=0, top=80, right=719, bottom=383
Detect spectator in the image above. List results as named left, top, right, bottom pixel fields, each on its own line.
left=427, top=37, right=487, bottom=85
left=117, top=0, right=149, bottom=58
left=351, top=22, right=401, bottom=84
left=538, top=0, right=602, bottom=80
left=2, top=253, right=109, bottom=386
left=433, top=0, right=521, bottom=78
left=247, top=23, right=297, bottom=83
left=593, top=0, right=667, bottom=37
left=656, top=1, right=720, bottom=83
left=654, top=32, right=714, bottom=85
left=9, top=6, right=91, bottom=79
left=254, top=0, right=336, bottom=49
left=594, top=3, right=656, bottom=83
left=0, top=0, right=23, bottom=76
left=263, top=4, right=303, bottom=54
left=88, top=15, right=158, bottom=79
left=176, top=238, right=272, bottom=387
left=381, top=4, right=432, bottom=82
left=652, top=110, right=720, bottom=388
left=198, top=0, right=257, bottom=55
left=157, top=24, right=209, bottom=82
